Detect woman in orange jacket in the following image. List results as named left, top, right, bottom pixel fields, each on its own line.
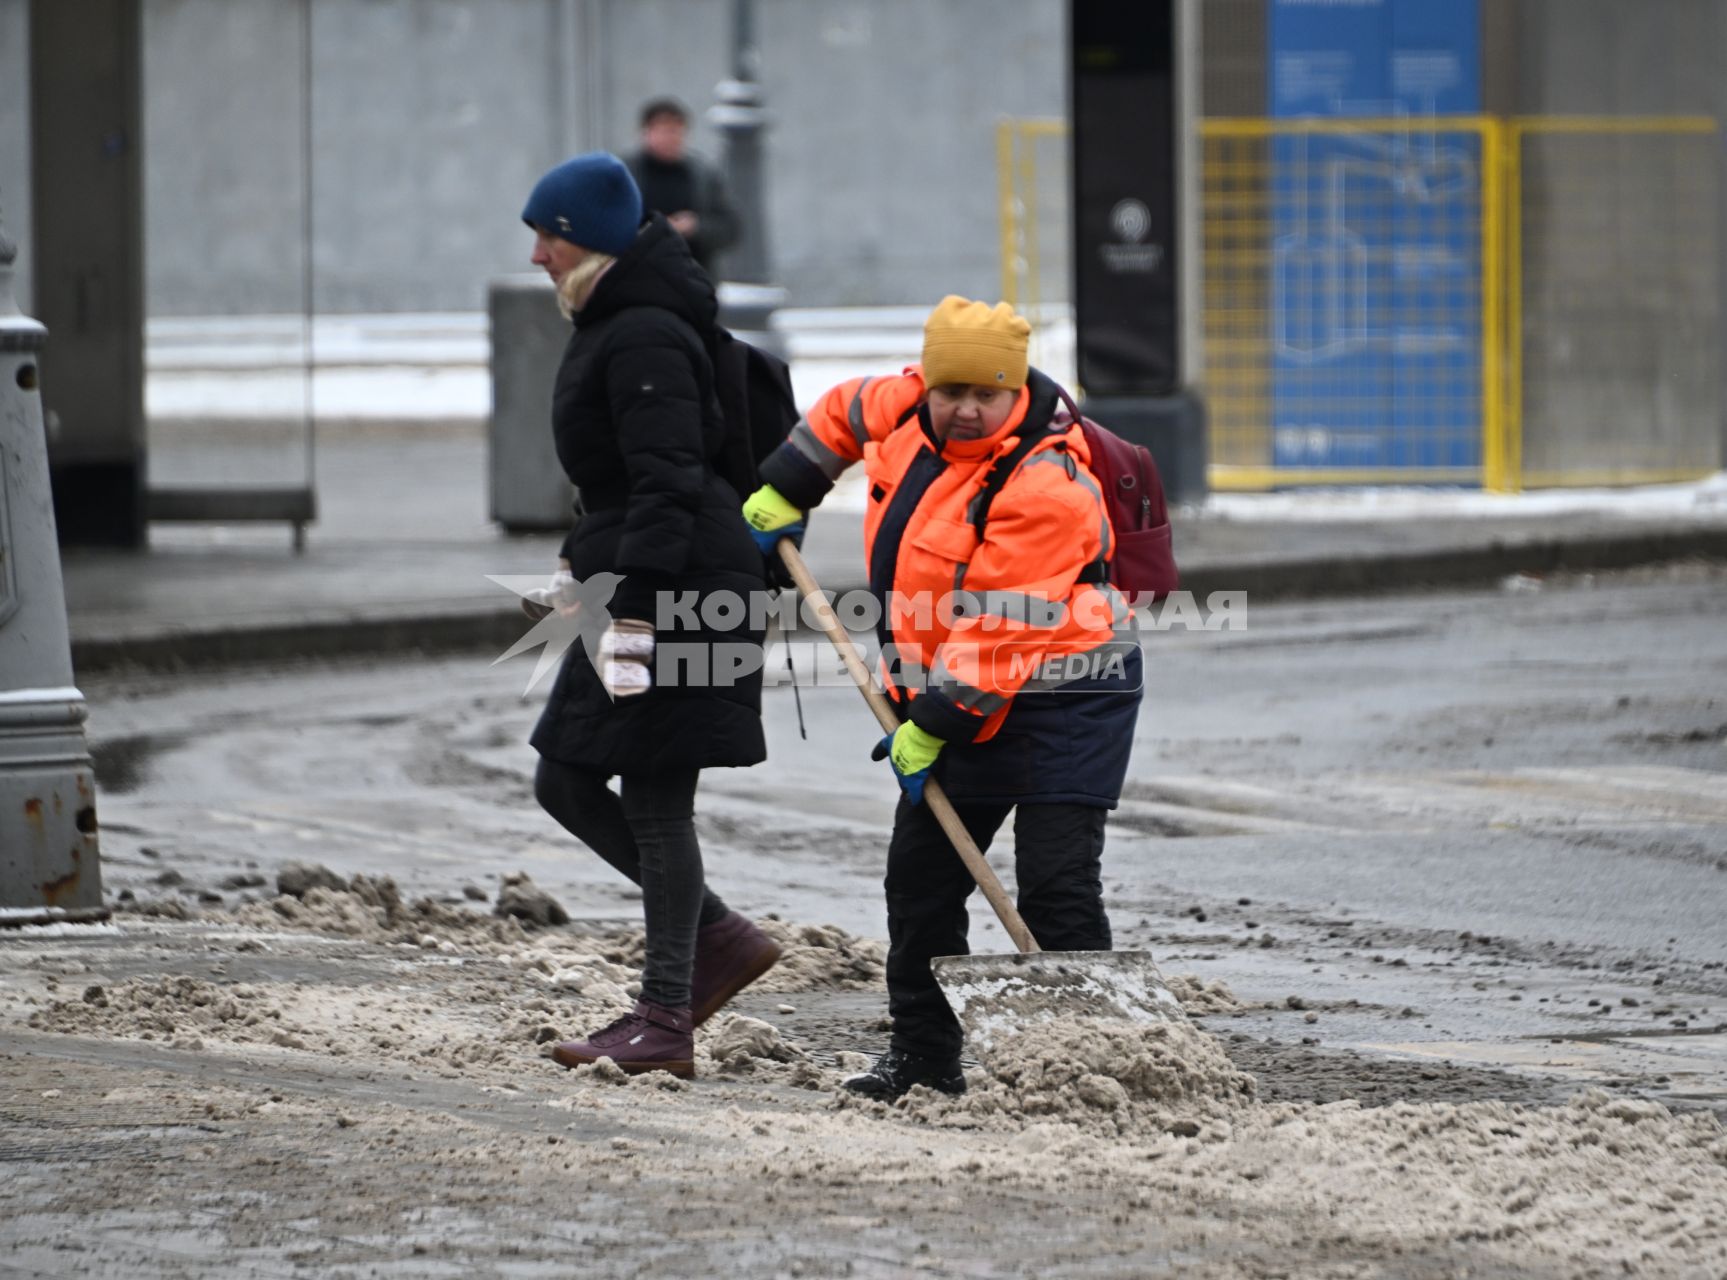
left=743, top=296, right=1143, bottom=1099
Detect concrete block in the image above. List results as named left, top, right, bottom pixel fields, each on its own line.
left=488, top=275, right=575, bottom=532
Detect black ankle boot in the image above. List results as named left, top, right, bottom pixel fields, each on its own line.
left=840, top=1046, right=966, bottom=1101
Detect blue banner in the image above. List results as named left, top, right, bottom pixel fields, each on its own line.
left=1267, top=0, right=1481, bottom=474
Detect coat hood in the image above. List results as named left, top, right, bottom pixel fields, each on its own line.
left=576, top=213, right=719, bottom=334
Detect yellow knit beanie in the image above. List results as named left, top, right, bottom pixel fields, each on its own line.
left=921, top=295, right=1031, bottom=391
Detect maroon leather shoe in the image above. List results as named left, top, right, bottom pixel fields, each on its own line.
left=551, top=999, right=694, bottom=1078
left=691, top=912, right=782, bottom=1026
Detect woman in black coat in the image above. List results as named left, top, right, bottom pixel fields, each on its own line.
left=516, top=153, right=779, bottom=1078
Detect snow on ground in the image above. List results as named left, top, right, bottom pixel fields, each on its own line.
left=1206, top=472, right=1727, bottom=521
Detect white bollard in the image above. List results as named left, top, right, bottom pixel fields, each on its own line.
left=0, top=207, right=104, bottom=924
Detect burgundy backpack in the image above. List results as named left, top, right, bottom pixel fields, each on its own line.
left=969, top=381, right=1179, bottom=604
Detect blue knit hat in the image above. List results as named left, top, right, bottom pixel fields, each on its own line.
left=521, top=151, right=642, bottom=256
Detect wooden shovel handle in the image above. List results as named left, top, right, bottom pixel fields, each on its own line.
left=777, top=540, right=1041, bottom=954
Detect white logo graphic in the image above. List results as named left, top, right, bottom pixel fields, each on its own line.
left=488, top=571, right=623, bottom=696
left=1110, top=198, right=1152, bottom=244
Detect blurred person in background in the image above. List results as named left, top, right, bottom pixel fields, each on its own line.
left=625, top=97, right=740, bottom=277
left=517, top=151, right=779, bottom=1080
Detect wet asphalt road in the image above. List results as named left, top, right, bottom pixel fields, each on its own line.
left=83, top=563, right=1727, bottom=1108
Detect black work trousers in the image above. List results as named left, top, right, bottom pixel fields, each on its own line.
left=884, top=796, right=1111, bottom=1060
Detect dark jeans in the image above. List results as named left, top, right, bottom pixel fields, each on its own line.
left=533, top=757, right=729, bottom=1010
left=885, top=796, right=1111, bottom=1060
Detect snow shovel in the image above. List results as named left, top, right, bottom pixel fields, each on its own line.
left=776, top=541, right=1185, bottom=1052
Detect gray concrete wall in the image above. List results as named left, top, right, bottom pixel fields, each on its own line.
left=755, top=0, right=1065, bottom=307
left=1505, top=0, right=1726, bottom=477
left=142, top=0, right=313, bottom=316
left=1200, top=0, right=1265, bottom=118
left=143, top=0, right=567, bottom=316
left=0, top=0, right=32, bottom=313
left=128, top=0, right=1064, bottom=316
left=1510, top=0, right=1721, bottom=115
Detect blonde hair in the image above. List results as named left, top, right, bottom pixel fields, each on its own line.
left=557, top=251, right=617, bottom=318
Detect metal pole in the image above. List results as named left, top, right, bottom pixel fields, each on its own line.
left=298, top=0, right=316, bottom=552
left=711, top=0, right=769, bottom=285
left=556, top=0, right=606, bottom=154
left=581, top=0, right=607, bottom=153
left=0, top=198, right=105, bottom=925
left=997, top=121, right=1018, bottom=309
left=556, top=0, right=580, bottom=156
left=1176, top=0, right=1203, bottom=386
left=709, top=0, right=785, bottom=351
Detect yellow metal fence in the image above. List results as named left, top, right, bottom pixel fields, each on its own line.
left=998, top=115, right=1721, bottom=492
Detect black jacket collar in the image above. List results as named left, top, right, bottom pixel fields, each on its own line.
left=576, top=213, right=718, bottom=333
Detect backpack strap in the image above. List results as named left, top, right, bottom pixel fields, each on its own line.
left=966, top=423, right=1065, bottom=540
left=965, top=375, right=1082, bottom=539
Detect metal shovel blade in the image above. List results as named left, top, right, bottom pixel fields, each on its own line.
left=930, top=949, right=1186, bottom=1054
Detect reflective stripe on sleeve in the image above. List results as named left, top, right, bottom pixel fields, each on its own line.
left=788, top=418, right=850, bottom=479
left=938, top=677, right=1009, bottom=715
left=953, top=590, right=1068, bottom=628
left=847, top=377, right=876, bottom=448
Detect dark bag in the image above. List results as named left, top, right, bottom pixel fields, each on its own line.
left=971, top=382, right=1179, bottom=603
left=709, top=327, right=799, bottom=498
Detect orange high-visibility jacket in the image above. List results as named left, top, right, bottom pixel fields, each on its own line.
left=758, top=366, right=1134, bottom=747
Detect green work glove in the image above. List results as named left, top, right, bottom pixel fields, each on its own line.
left=742, top=483, right=804, bottom=535
left=870, top=721, right=945, bottom=805
left=741, top=484, right=806, bottom=585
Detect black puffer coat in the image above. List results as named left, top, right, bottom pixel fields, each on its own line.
left=529, top=214, right=767, bottom=775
